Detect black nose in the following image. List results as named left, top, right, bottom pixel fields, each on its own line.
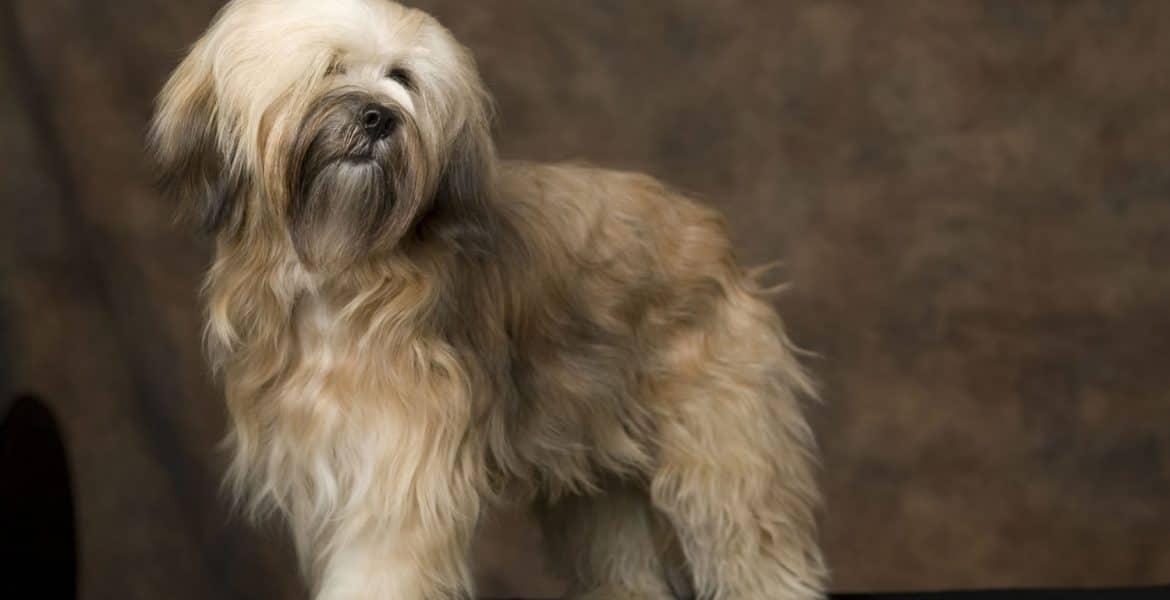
left=360, top=103, right=396, bottom=139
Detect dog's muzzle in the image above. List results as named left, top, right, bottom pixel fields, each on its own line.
left=286, top=90, right=424, bottom=268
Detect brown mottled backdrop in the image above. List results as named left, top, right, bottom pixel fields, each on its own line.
left=1, top=1, right=1168, bottom=598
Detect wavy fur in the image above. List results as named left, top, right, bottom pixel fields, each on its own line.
left=150, top=1, right=825, bottom=598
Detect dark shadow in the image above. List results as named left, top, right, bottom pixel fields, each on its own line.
left=0, top=395, right=77, bottom=599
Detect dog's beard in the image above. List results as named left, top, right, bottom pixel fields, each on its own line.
left=287, top=92, right=430, bottom=270
left=294, top=160, right=393, bottom=269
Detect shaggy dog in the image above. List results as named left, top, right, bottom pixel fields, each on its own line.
left=150, top=1, right=825, bottom=598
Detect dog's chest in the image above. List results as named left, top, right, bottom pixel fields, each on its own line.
left=275, top=290, right=449, bottom=415
left=280, top=293, right=363, bottom=415
left=294, top=294, right=338, bottom=363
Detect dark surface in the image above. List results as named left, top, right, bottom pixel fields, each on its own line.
left=831, top=588, right=1170, bottom=600
left=481, top=590, right=1170, bottom=600
left=1, top=1, right=1169, bottom=598
left=486, top=589, right=1170, bottom=600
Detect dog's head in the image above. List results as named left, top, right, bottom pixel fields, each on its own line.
left=149, top=0, right=495, bottom=269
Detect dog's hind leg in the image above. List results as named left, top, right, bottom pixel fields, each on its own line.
left=646, top=292, right=826, bottom=600
left=537, top=483, right=679, bottom=600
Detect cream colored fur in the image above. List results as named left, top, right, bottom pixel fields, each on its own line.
left=149, top=1, right=826, bottom=598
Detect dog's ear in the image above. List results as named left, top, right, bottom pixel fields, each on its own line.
left=148, top=48, right=245, bottom=235
left=435, top=112, right=496, bottom=215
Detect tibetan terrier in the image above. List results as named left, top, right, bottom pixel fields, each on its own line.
left=150, top=1, right=825, bottom=598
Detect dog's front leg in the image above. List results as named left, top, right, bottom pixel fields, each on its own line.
left=310, top=484, right=480, bottom=600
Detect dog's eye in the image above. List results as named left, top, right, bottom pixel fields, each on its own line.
left=386, top=68, right=413, bottom=90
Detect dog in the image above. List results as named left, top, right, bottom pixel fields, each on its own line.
left=149, top=1, right=825, bottom=598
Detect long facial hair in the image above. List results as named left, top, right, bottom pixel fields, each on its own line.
left=285, top=90, right=435, bottom=271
